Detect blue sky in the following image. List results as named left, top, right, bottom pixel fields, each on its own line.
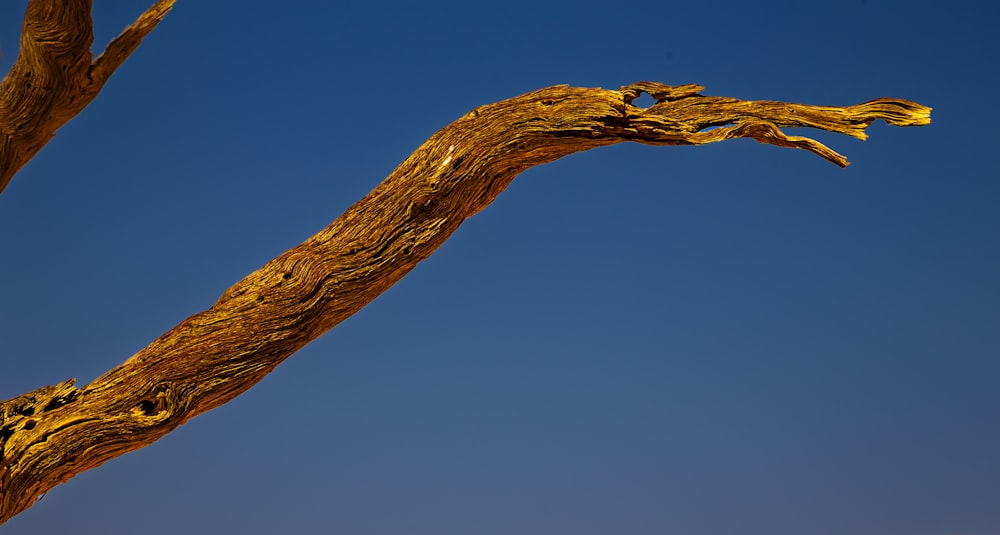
left=1, top=1, right=997, bottom=534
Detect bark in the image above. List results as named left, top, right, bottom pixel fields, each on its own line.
left=0, top=1, right=931, bottom=527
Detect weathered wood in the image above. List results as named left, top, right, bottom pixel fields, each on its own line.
left=0, top=0, right=174, bottom=194
left=0, top=1, right=931, bottom=527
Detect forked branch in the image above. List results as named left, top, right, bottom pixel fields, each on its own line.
left=0, top=0, right=175, bottom=194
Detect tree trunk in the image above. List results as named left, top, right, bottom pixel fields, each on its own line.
left=0, top=0, right=931, bottom=525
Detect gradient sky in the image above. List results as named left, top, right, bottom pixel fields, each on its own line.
left=1, top=1, right=997, bottom=534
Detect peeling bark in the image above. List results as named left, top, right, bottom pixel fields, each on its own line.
left=0, top=0, right=931, bottom=526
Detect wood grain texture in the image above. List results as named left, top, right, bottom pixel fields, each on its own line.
left=0, top=2, right=931, bottom=526
left=0, top=0, right=174, bottom=194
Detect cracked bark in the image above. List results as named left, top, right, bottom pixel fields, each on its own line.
left=0, top=0, right=931, bottom=526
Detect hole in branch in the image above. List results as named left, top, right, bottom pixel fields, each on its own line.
left=138, top=400, right=156, bottom=416
left=23, top=419, right=36, bottom=430
left=633, top=93, right=656, bottom=109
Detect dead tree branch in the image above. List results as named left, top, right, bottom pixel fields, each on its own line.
left=0, top=0, right=174, bottom=195
left=0, top=80, right=929, bottom=523
left=0, top=0, right=931, bottom=527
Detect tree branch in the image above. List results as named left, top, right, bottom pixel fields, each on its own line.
left=0, top=0, right=174, bottom=195
left=0, top=79, right=930, bottom=524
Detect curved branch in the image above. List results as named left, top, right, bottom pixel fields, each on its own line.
left=0, top=80, right=930, bottom=524
left=0, top=0, right=174, bottom=195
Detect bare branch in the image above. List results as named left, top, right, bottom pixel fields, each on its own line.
left=0, top=0, right=174, bottom=195
left=90, top=0, right=175, bottom=87
left=0, top=80, right=930, bottom=524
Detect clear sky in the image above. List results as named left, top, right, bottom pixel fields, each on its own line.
left=1, top=1, right=997, bottom=534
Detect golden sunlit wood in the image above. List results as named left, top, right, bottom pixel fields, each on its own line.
left=0, top=1, right=930, bottom=526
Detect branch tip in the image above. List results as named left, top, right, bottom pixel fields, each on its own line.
left=90, top=0, right=175, bottom=87
left=856, top=98, right=932, bottom=127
